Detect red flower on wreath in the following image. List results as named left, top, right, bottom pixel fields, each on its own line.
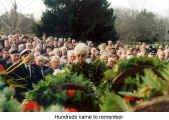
left=64, top=108, right=78, bottom=112
left=0, top=64, right=5, bottom=71
left=23, top=101, right=41, bottom=112
left=68, top=90, right=76, bottom=97
left=124, top=96, right=135, bottom=102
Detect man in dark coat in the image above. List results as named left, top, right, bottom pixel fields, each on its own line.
left=6, top=49, right=42, bottom=101
left=19, top=49, right=44, bottom=84
left=35, top=55, right=54, bottom=80
left=6, top=58, right=32, bottom=101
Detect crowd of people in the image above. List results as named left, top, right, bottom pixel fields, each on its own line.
left=0, top=34, right=169, bottom=100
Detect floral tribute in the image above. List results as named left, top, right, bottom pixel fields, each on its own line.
left=64, top=108, right=78, bottom=112
left=68, top=90, right=76, bottom=97
left=23, top=101, right=41, bottom=112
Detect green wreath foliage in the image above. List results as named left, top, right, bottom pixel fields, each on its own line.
left=102, top=57, right=168, bottom=92
left=98, top=57, right=169, bottom=112
left=0, top=83, right=22, bottom=112
left=25, top=72, right=98, bottom=111
left=99, top=90, right=131, bottom=112
left=67, top=59, right=108, bottom=86
left=99, top=66, right=169, bottom=112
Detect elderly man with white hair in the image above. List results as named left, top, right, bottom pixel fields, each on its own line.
left=74, top=43, right=89, bottom=63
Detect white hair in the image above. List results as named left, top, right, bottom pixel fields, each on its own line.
left=51, top=56, right=60, bottom=63
left=74, top=43, right=89, bottom=56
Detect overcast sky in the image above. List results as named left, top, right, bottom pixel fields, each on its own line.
left=0, top=0, right=169, bottom=20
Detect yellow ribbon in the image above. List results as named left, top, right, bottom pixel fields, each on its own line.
left=0, top=53, right=31, bottom=75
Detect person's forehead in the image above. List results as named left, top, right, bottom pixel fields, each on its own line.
left=76, top=51, right=85, bottom=55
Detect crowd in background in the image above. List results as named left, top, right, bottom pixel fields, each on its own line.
left=0, top=34, right=169, bottom=74
left=0, top=34, right=169, bottom=100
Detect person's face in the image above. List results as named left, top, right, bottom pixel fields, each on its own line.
left=21, top=53, right=31, bottom=64
left=10, top=53, right=19, bottom=63
left=56, top=50, right=61, bottom=56
left=159, top=53, right=165, bottom=60
left=3, top=51, right=9, bottom=59
left=76, top=51, right=86, bottom=63
left=26, top=44, right=33, bottom=49
left=59, top=39, right=63, bottom=43
left=21, top=53, right=28, bottom=60
left=72, top=40, right=75, bottom=44
left=23, top=38, right=27, bottom=42
left=36, top=59, right=45, bottom=67
left=62, top=48, right=67, bottom=54
left=12, top=39, right=16, bottom=44
left=19, top=46, right=24, bottom=51
left=110, top=48, right=116, bottom=54
left=51, top=60, right=60, bottom=69
left=107, top=59, right=114, bottom=67
left=91, top=49, right=96, bottom=55
left=46, top=48, right=52, bottom=54
left=132, top=49, right=137, bottom=54
left=69, top=53, right=76, bottom=61
left=54, top=41, right=58, bottom=47
left=166, top=52, right=169, bottom=57
left=108, top=42, right=112, bottom=46
left=4, top=41, right=9, bottom=48
left=48, top=41, right=53, bottom=47
left=62, top=58, right=67, bottom=64
left=58, top=42, right=62, bottom=47
left=68, top=43, right=73, bottom=49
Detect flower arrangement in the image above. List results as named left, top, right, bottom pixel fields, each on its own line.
left=98, top=57, right=169, bottom=112
left=23, top=101, right=41, bottom=112
left=25, top=72, right=98, bottom=111
left=64, top=108, right=78, bottom=112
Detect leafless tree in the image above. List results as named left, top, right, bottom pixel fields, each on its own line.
left=0, top=0, right=34, bottom=34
